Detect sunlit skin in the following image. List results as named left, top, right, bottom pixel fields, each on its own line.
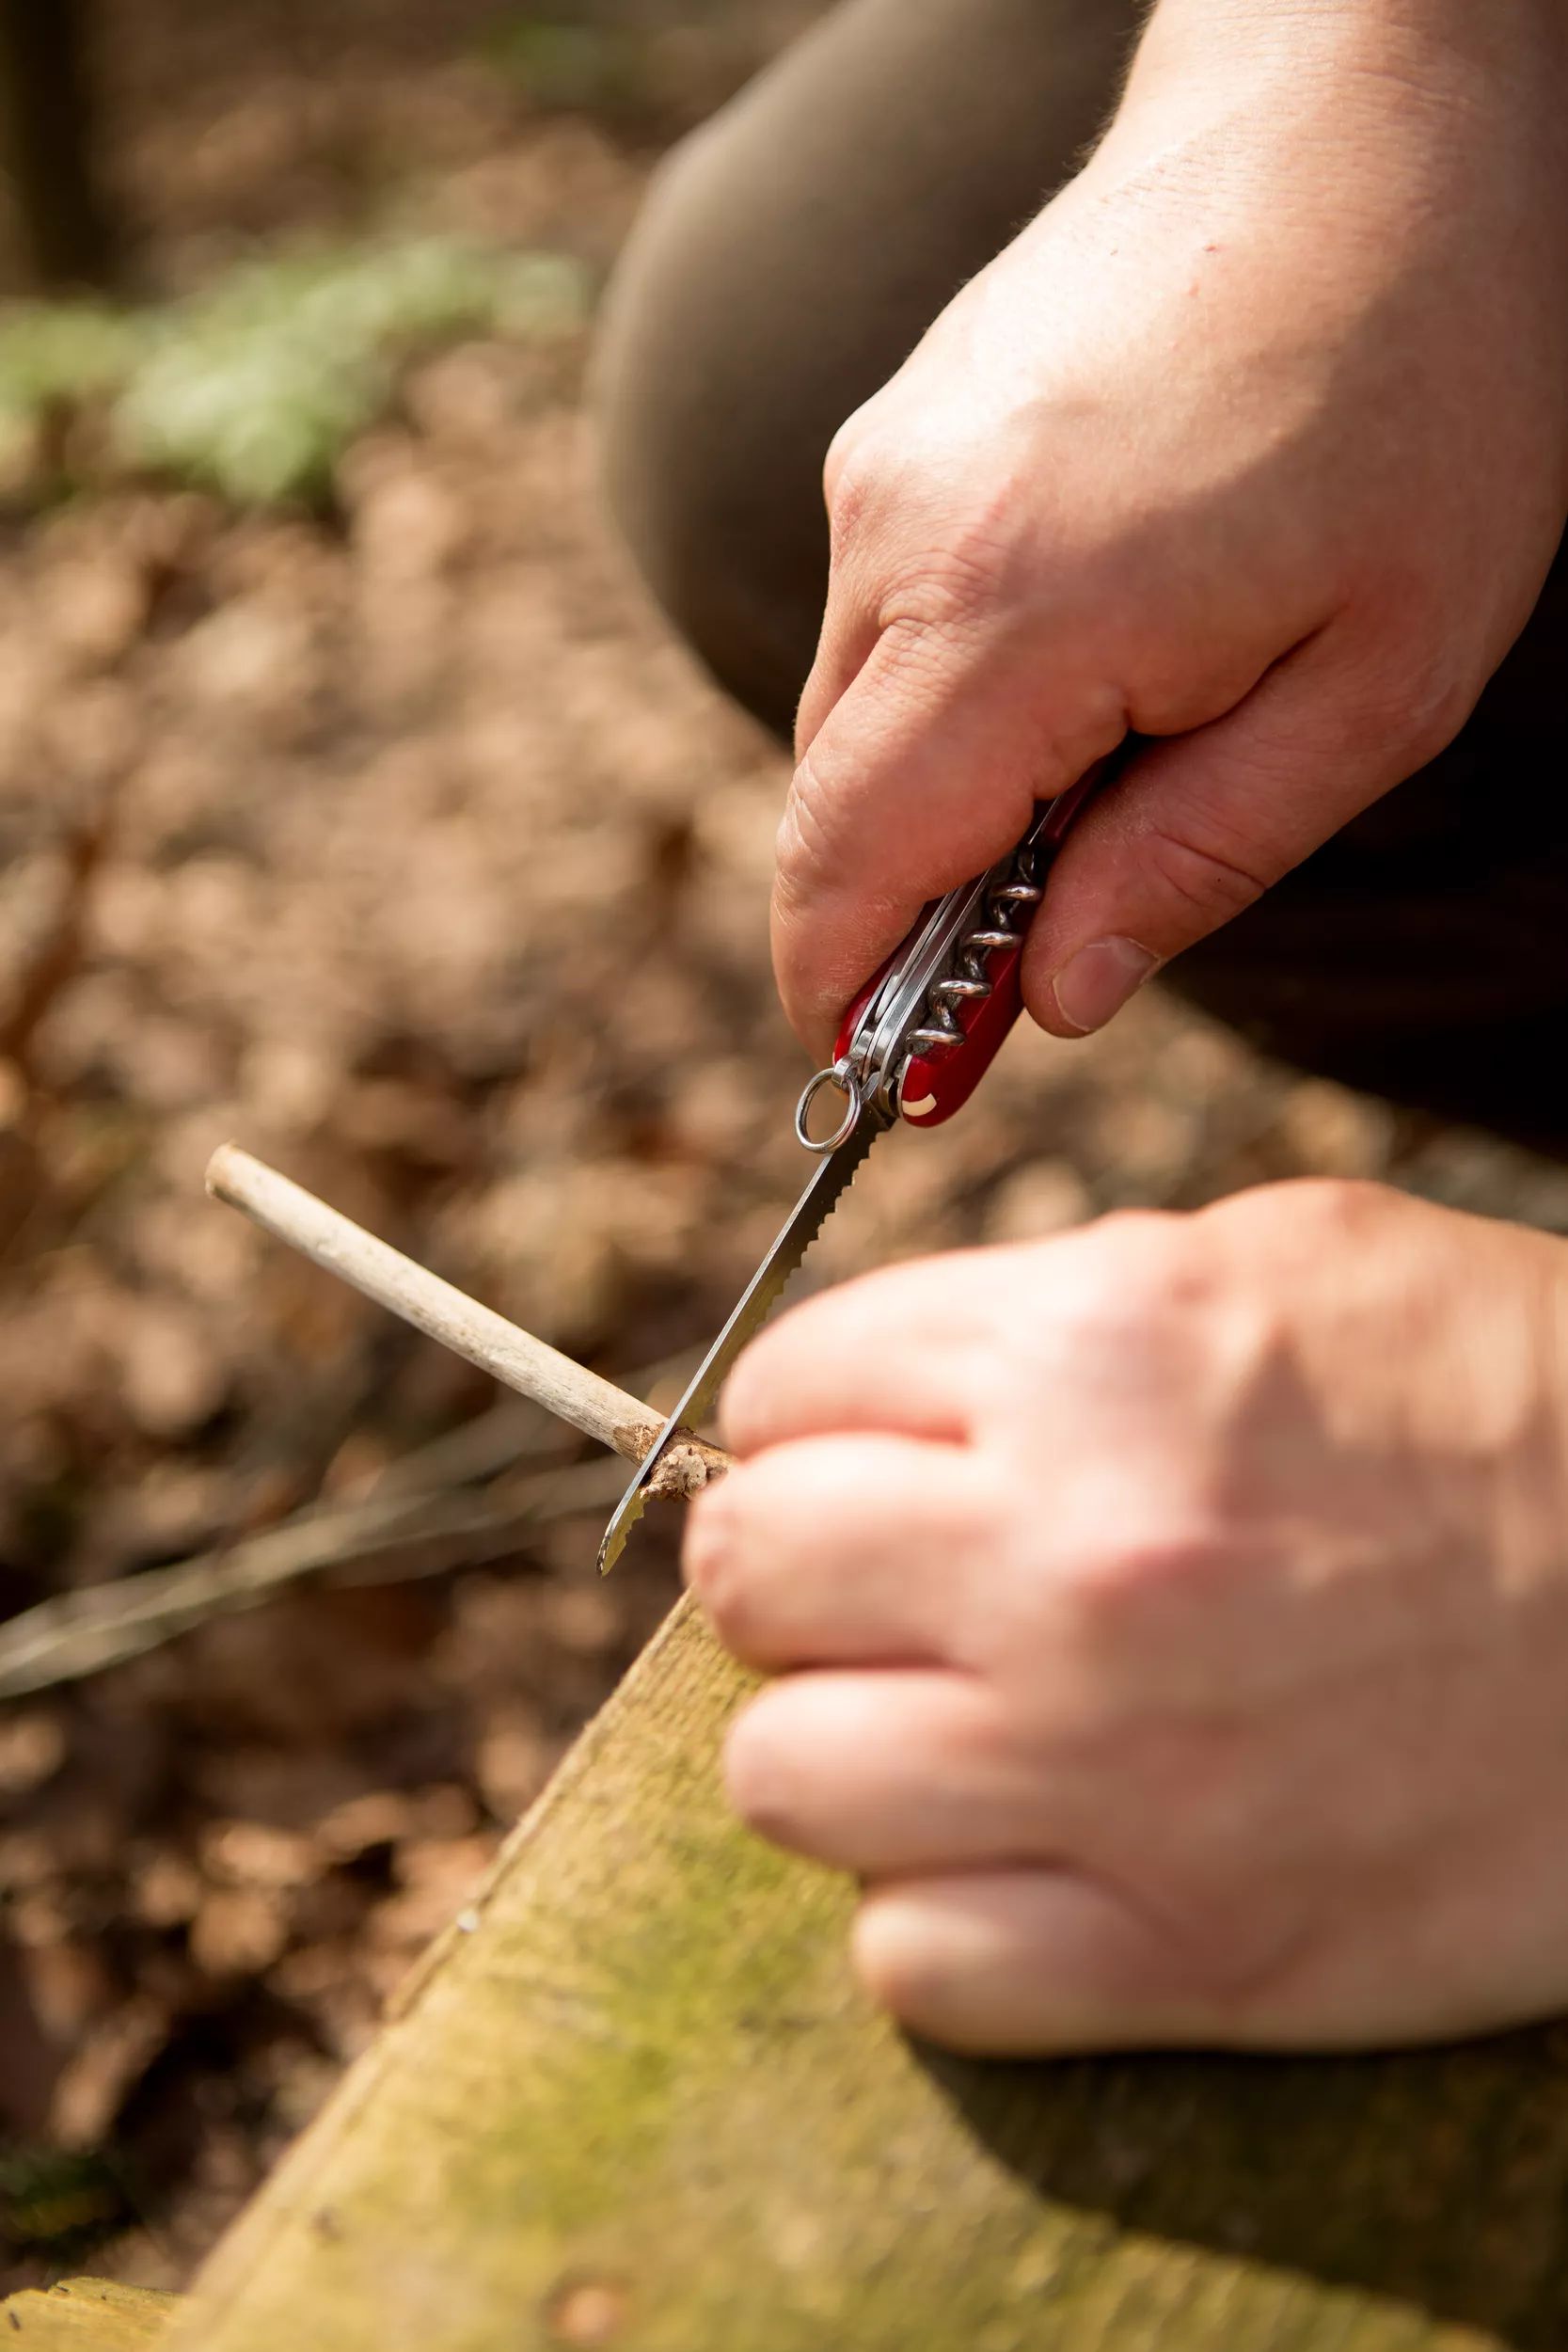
left=682, top=0, right=1568, bottom=2055
left=775, top=0, right=1568, bottom=1053
left=688, top=1185, right=1568, bottom=2055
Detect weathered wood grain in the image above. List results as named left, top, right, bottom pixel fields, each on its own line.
left=164, top=1592, right=1568, bottom=2351
left=0, top=2279, right=180, bottom=2346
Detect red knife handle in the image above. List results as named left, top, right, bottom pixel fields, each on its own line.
left=896, top=938, right=1027, bottom=1126
left=832, top=768, right=1102, bottom=1129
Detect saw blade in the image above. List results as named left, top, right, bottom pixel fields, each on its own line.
left=597, top=1119, right=883, bottom=1573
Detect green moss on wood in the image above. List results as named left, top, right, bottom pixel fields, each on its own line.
left=166, top=1601, right=1568, bottom=2351
left=0, top=2278, right=180, bottom=2347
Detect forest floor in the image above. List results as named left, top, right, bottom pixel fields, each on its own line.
left=4, top=0, right=1568, bottom=2299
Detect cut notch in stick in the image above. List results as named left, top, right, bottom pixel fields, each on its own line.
left=206, top=1146, right=729, bottom=1503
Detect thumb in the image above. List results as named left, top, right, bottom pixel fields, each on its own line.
left=1023, top=634, right=1432, bottom=1037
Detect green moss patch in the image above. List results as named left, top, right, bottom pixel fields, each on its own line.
left=0, top=237, right=589, bottom=507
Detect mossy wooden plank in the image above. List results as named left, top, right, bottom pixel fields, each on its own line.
left=0, top=2279, right=180, bottom=2346
left=169, top=1596, right=1568, bottom=2351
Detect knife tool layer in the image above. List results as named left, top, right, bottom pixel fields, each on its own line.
left=597, top=766, right=1107, bottom=1572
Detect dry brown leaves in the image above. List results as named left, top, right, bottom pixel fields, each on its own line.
left=6, top=0, right=1568, bottom=2303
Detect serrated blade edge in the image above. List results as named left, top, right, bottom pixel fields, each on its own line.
left=597, top=1120, right=883, bottom=1572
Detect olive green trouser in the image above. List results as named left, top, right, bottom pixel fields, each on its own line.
left=597, top=0, right=1568, bottom=1157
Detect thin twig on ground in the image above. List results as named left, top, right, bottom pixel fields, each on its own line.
left=0, top=1456, right=626, bottom=1699
left=0, top=1160, right=728, bottom=1697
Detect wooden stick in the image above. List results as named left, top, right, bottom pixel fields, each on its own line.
left=205, top=1147, right=728, bottom=1497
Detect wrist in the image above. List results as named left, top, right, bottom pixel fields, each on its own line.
left=1080, top=0, right=1568, bottom=334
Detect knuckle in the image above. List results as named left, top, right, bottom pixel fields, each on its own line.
left=685, top=1487, right=768, bottom=1652
left=1137, top=814, right=1272, bottom=929
left=712, top=1565, right=782, bottom=1663
left=850, top=1894, right=946, bottom=2017
left=693, top=1550, right=750, bottom=1646
left=876, top=465, right=1030, bottom=635
left=1056, top=1522, right=1231, bottom=1621
left=1037, top=1212, right=1202, bottom=1348
left=1086, top=1203, right=1188, bottom=1266
left=775, top=746, right=843, bottom=897
left=1204, top=1175, right=1397, bottom=1264
left=1386, top=671, right=1472, bottom=769
left=705, top=1580, right=764, bottom=1661
left=880, top=532, right=1008, bottom=634
left=715, top=1342, right=774, bottom=1454
left=825, top=443, right=879, bottom=547
left=834, top=439, right=1024, bottom=633
left=683, top=1483, right=736, bottom=1592
left=823, top=400, right=886, bottom=530
left=723, top=1701, right=808, bottom=1844
left=1346, top=635, right=1480, bottom=773
left=1300, top=1172, right=1397, bottom=1230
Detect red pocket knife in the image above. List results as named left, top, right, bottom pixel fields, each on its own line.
left=597, top=766, right=1105, bottom=1570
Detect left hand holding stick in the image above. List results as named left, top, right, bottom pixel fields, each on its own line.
left=687, top=1181, right=1568, bottom=2055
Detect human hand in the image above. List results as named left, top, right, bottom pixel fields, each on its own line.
left=685, top=1182, right=1568, bottom=2054
left=775, top=0, right=1568, bottom=1057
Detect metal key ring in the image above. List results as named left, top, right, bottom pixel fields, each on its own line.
left=794, top=1064, right=862, bottom=1153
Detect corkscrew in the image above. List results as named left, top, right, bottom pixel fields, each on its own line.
left=794, top=761, right=1106, bottom=1148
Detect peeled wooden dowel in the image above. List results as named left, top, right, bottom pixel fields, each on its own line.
left=206, top=1146, right=728, bottom=1501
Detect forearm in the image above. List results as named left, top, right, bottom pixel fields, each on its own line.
left=1132, top=0, right=1568, bottom=91
left=1122, top=0, right=1568, bottom=151
left=1057, top=0, right=1568, bottom=358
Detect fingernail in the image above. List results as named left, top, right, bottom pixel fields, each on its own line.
left=1049, top=938, right=1158, bottom=1036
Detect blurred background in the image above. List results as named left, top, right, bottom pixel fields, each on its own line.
left=2, top=0, right=1567, bottom=2300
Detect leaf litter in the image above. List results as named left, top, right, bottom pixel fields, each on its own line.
left=4, top=0, right=1568, bottom=2300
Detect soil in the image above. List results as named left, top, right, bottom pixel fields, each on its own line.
left=4, top=0, right=1567, bottom=2300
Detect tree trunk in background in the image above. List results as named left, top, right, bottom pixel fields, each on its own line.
left=0, top=0, right=119, bottom=294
